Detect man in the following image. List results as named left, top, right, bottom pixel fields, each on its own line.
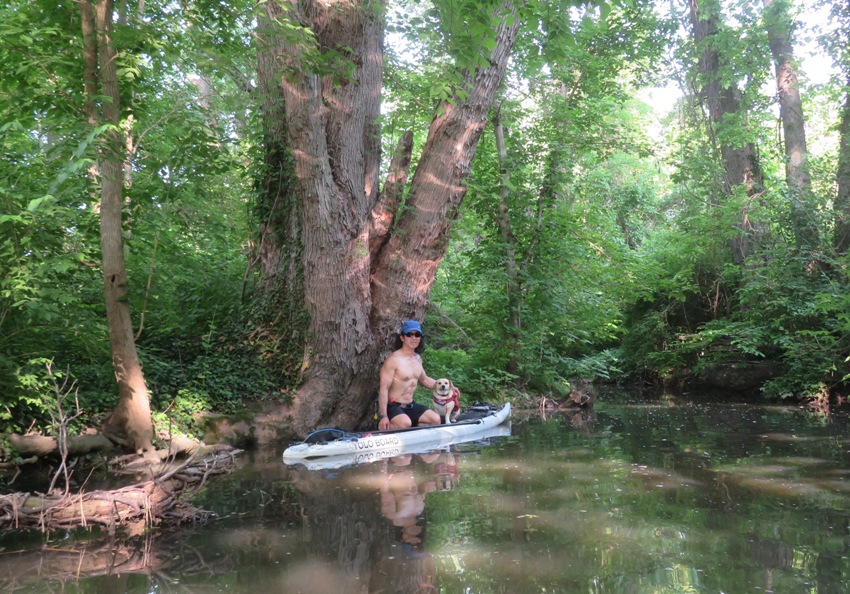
left=377, top=320, right=441, bottom=430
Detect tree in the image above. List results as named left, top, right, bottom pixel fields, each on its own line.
left=763, top=0, right=817, bottom=253
left=250, top=1, right=309, bottom=386
left=837, top=83, right=850, bottom=255
left=687, top=0, right=764, bottom=264
left=1, top=0, right=268, bottom=442
left=430, top=1, right=669, bottom=394
left=490, top=106, right=523, bottom=379
left=829, top=1, right=850, bottom=256
left=254, top=0, right=520, bottom=436
left=81, top=0, right=153, bottom=453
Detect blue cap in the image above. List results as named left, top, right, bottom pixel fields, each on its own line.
left=401, top=320, right=422, bottom=334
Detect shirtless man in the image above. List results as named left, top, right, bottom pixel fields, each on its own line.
left=377, top=320, right=441, bottom=430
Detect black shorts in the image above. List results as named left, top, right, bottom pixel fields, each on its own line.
left=387, top=401, right=430, bottom=426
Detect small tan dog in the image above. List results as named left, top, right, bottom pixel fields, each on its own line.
left=432, top=378, right=461, bottom=424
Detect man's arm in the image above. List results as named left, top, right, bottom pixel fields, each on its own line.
left=418, top=366, right=436, bottom=390
left=377, top=358, right=395, bottom=429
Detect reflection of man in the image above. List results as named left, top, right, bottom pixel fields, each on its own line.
left=378, top=455, right=440, bottom=593
left=380, top=456, right=434, bottom=544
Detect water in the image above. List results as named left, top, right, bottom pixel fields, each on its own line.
left=2, top=396, right=850, bottom=593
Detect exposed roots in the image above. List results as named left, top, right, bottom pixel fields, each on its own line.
left=0, top=447, right=241, bottom=532
left=535, top=388, right=595, bottom=413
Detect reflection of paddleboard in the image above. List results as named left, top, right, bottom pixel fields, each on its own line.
left=282, top=403, right=511, bottom=469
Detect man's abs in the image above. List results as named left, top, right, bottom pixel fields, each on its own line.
left=387, top=379, right=417, bottom=403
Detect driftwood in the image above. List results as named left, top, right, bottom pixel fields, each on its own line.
left=536, top=389, right=595, bottom=415
left=567, top=388, right=594, bottom=407
left=0, top=447, right=241, bottom=532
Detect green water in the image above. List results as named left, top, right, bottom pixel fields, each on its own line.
left=3, top=396, right=850, bottom=593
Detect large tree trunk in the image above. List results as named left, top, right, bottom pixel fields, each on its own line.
left=251, top=2, right=310, bottom=383
left=274, top=0, right=385, bottom=437
left=763, top=0, right=817, bottom=252
left=688, top=0, right=763, bottom=264
left=84, top=0, right=154, bottom=453
left=257, top=0, right=520, bottom=436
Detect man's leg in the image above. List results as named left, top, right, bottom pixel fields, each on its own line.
left=417, top=409, right=441, bottom=426
left=387, top=403, right=412, bottom=429
left=408, top=403, right=440, bottom=426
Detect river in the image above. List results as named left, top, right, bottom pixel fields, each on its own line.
left=2, top=393, right=849, bottom=593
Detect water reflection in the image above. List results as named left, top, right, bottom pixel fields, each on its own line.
left=287, top=449, right=470, bottom=594
left=378, top=453, right=455, bottom=593
left=4, top=401, right=850, bottom=593
left=0, top=529, right=237, bottom=592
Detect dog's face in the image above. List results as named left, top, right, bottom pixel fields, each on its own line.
left=434, top=378, right=452, bottom=398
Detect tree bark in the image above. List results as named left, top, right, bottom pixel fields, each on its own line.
left=250, top=2, right=310, bottom=383
left=835, top=81, right=850, bottom=255
left=369, top=130, right=414, bottom=259
left=83, top=0, right=154, bottom=453
left=492, top=107, right=522, bottom=378
left=272, top=0, right=385, bottom=436
left=370, top=2, right=521, bottom=333
left=763, top=0, right=817, bottom=252
left=688, top=0, right=763, bottom=264
left=257, top=0, right=520, bottom=436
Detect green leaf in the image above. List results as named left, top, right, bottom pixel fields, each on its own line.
left=26, top=195, right=54, bottom=212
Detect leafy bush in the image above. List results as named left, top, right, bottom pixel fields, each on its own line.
left=423, top=347, right=516, bottom=402
left=143, top=337, right=277, bottom=416
left=152, top=388, right=210, bottom=439
left=561, top=349, right=623, bottom=382
left=0, top=357, right=56, bottom=434
left=0, top=357, right=99, bottom=437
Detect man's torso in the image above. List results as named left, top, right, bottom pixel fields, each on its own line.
left=386, top=350, right=423, bottom=404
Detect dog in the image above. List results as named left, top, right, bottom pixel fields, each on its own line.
left=432, top=378, right=461, bottom=424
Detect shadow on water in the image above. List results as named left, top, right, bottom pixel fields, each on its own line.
left=3, top=397, right=850, bottom=593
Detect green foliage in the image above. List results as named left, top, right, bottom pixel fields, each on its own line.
left=143, top=330, right=278, bottom=415
left=152, top=388, right=210, bottom=439
left=0, top=0, right=267, bottom=436
left=424, top=348, right=472, bottom=388
left=732, top=250, right=850, bottom=398
left=0, top=358, right=57, bottom=434
left=429, top=3, right=669, bottom=397
left=424, top=347, right=518, bottom=402
left=617, top=219, right=850, bottom=399
left=561, top=349, right=623, bottom=382
left=2, top=0, right=849, bottom=442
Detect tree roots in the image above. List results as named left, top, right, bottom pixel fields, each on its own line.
left=0, top=447, right=241, bottom=532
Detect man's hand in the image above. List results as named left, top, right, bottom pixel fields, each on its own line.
left=378, top=416, right=390, bottom=430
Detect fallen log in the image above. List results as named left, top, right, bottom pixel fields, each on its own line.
left=5, top=433, right=114, bottom=458
left=0, top=447, right=241, bottom=532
